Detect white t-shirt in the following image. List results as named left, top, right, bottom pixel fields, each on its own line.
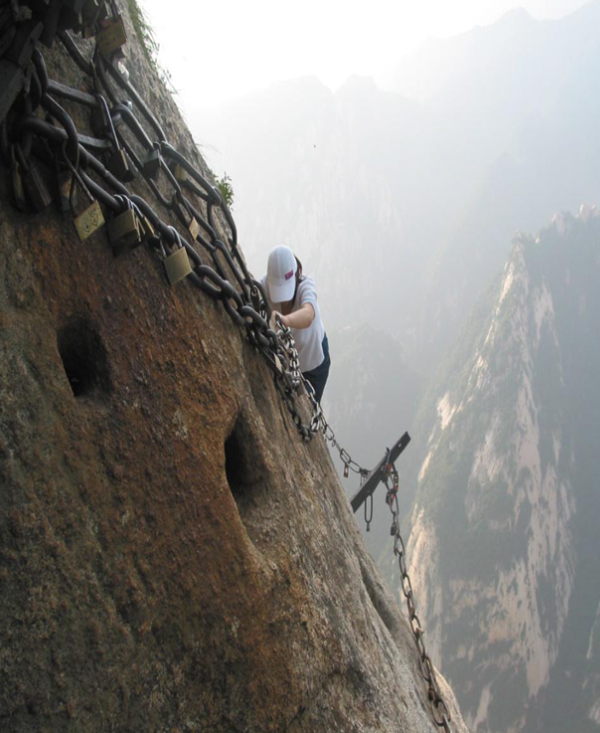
left=261, top=275, right=325, bottom=372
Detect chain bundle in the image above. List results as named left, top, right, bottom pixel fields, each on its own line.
left=0, top=0, right=330, bottom=442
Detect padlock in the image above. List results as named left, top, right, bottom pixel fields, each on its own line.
left=96, top=16, right=127, bottom=56
left=343, top=464, right=349, bottom=478
left=107, top=148, right=136, bottom=183
left=164, top=246, right=192, bottom=286
left=138, top=214, right=155, bottom=242
left=188, top=216, right=200, bottom=241
left=22, top=160, right=53, bottom=212
left=108, top=208, right=142, bottom=255
left=171, top=163, right=187, bottom=184
left=141, top=148, right=161, bottom=180
left=74, top=200, right=105, bottom=241
left=10, top=147, right=26, bottom=212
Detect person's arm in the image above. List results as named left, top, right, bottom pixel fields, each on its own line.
left=275, top=303, right=315, bottom=329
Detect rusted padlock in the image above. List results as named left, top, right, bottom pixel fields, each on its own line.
left=96, top=16, right=126, bottom=57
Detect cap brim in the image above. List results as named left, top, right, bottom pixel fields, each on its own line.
left=268, top=279, right=295, bottom=303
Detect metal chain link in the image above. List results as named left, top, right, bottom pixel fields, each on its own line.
left=383, top=460, right=453, bottom=733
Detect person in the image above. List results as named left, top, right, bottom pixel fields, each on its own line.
left=261, top=245, right=330, bottom=404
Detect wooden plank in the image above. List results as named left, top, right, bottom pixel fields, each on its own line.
left=350, top=432, right=411, bottom=513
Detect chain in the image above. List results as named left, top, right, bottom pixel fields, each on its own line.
left=0, top=1, right=319, bottom=442
left=383, top=459, right=453, bottom=733
left=274, top=322, right=371, bottom=480
left=0, top=0, right=374, bottom=476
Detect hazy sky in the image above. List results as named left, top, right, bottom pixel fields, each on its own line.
left=139, top=0, right=589, bottom=112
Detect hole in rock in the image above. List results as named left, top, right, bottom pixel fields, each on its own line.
left=57, top=318, right=111, bottom=398
left=224, top=416, right=265, bottom=517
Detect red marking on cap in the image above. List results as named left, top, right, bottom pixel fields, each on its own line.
left=285, top=269, right=294, bottom=280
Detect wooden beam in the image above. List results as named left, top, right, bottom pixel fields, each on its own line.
left=350, top=432, right=411, bottom=513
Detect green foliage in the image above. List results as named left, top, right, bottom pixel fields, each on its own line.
left=126, top=0, right=159, bottom=67
left=216, top=173, right=235, bottom=208
left=125, top=0, right=176, bottom=93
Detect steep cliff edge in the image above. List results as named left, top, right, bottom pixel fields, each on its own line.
left=0, top=3, right=468, bottom=732
left=403, top=208, right=600, bottom=733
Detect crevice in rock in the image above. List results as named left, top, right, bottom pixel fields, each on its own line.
left=57, top=318, right=111, bottom=398
left=224, top=412, right=266, bottom=521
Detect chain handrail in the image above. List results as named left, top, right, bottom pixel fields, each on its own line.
left=0, top=0, right=374, bottom=461
left=383, top=459, right=453, bottom=733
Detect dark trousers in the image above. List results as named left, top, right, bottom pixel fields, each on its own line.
left=304, top=334, right=331, bottom=404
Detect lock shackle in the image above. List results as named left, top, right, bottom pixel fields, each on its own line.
left=96, top=93, right=120, bottom=151
left=168, top=225, right=183, bottom=250
left=114, top=194, right=131, bottom=213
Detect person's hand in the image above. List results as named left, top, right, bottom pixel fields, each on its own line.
left=271, top=310, right=289, bottom=329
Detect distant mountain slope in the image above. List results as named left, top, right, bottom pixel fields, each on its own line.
left=195, top=0, right=600, bottom=376
left=401, top=208, right=600, bottom=733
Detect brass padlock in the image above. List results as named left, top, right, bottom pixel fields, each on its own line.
left=10, top=147, right=26, bottom=212
left=108, top=208, right=142, bottom=255
left=171, top=163, right=187, bottom=184
left=96, top=16, right=127, bottom=56
left=141, top=148, right=161, bottom=180
left=138, top=214, right=155, bottom=242
left=74, top=200, right=105, bottom=241
left=188, top=216, right=200, bottom=241
left=164, top=247, right=192, bottom=286
left=107, top=149, right=136, bottom=183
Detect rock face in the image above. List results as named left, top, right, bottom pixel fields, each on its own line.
left=0, top=4, right=468, bottom=732
left=402, top=209, right=600, bottom=733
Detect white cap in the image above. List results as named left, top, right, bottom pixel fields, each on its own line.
left=267, top=245, right=297, bottom=302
